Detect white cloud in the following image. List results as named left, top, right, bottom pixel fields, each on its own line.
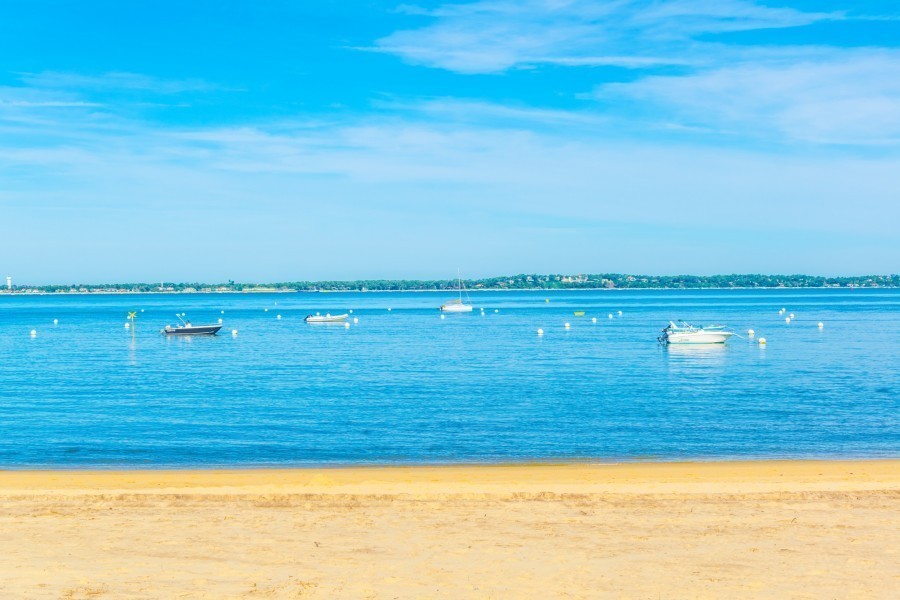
left=18, top=71, right=220, bottom=95
left=373, top=97, right=611, bottom=128
left=0, top=85, right=102, bottom=110
left=371, top=1, right=900, bottom=146
left=374, top=0, right=835, bottom=73
left=599, top=50, right=900, bottom=144
left=1, top=87, right=897, bottom=233
left=2, top=79, right=899, bottom=278
left=630, top=0, right=836, bottom=37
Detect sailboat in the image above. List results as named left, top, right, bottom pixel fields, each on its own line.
left=440, top=270, right=474, bottom=313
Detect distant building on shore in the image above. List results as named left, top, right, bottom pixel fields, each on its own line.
left=6, top=275, right=10, bottom=290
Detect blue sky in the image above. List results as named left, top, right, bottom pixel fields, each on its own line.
left=1, top=0, right=899, bottom=283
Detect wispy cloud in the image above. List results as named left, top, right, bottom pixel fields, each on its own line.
left=18, top=71, right=221, bottom=95
left=2, top=67, right=899, bottom=278
left=374, top=0, right=837, bottom=73
left=373, top=97, right=611, bottom=128
left=1, top=80, right=897, bottom=230
left=598, top=49, right=900, bottom=144
left=0, top=71, right=234, bottom=139
left=0, top=85, right=102, bottom=109
left=369, top=1, right=900, bottom=146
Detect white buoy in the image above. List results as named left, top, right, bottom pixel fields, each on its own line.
left=785, top=317, right=791, bottom=324
left=748, top=329, right=755, bottom=337
left=276, top=314, right=282, bottom=320
left=608, top=314, right=613, bottom=319
left=53, top=319, right=58, bottom=325
left=344, top=322, right=350, bottom=329
left=440, top=314, right=445, bottom=320
left=494, top=309, right=498, bottom=313
left=124, top=322, right=130, bottom=329
left=789, top=313, right=795, bottom=319
left=181, top=312, right=186, bottom=317
left=349, top=309, right=353, bottom=314
left=353, top=317, right=359, bottom=324
left=618, top=310, right=622, bottom=316
left=564, top=322, right=570, bottom=329
left=232, top=329, right=238, bottom=336
left=592, top=317, right=597, bottom=323
left=537, top=328, right=544, bottom=336
left=30, top=329, right=36, bottom=337
left=264, top=308, right=268, bottom=312
left=221, top=310, right=225, bottom=314
left=388, top=307, right=392, bottom=312
left=781, top=308, right=786, bottom=313
left=818, top=322, right=824, bottom=328
left=141, top=309, right=144, bottom=313
left=758, top=337, right=767, bottom=345
left=218, top=318, right=223, bottom=324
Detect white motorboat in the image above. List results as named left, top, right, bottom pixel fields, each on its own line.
left=658, top=321, right=733, bottom=344
left=440, top=270, right=473, bottom=313
left=304, top=312, right=348, bottom=323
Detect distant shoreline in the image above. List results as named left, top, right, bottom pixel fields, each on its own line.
left=2, top=273, right=896, bottom=295
left=0, top=286, right=897, bottom=296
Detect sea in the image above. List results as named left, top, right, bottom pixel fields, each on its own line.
left=0, top=289, right=897, bottom=468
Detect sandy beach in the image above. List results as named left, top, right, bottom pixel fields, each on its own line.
left=1, top=460, right=898, bottom=598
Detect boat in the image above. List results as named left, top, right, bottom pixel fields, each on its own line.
left=304, top=313, right=348, bottom=323
left=440, top=270, right=473, bottom=313
left=162, top=315, right=222, bottom=336
left=440, top=299, right=473, bottom=313
left=658, top=320, right=733, bottom=344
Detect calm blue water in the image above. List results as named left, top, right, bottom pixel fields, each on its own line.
left=0, top=289, right=898, bottom=468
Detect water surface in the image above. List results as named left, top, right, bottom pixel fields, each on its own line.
left=1, top=289, right=897, bottom=467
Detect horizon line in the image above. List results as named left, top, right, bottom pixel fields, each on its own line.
left=3, top=272, right=898, bottom=290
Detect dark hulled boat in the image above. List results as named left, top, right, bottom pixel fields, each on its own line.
left=162, top=315, right=222, bottom=336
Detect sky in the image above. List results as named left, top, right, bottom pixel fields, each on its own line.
left=1, top=0, right=899, bottom=283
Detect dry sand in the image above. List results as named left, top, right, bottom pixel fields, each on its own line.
left=1, top=460, right=898, bottom=599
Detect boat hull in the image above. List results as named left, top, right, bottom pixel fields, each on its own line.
left=441, top=304, right=473, bottom=313
left=305, top=314, right=348, bottom=323
left=163, top=325, right=222, bottom=336
left=665, top=331, right=733, bottom=344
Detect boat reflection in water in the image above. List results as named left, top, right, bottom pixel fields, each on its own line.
left=665, top=343, right=728, bottom=357
left=664, top=342, right=728, bottom=372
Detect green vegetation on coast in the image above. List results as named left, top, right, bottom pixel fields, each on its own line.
left=2, top=273, right=898, bottom=294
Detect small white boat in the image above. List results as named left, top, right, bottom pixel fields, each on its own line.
left=162, top=315, right=222, bottom=336
left=659, top=321, right=733, bottom=344
left=304, top=313, right=348, bottom=323
left=440, top=270, right=473, bottom=313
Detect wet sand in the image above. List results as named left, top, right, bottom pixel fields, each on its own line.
left=1, top=460, right=898, bottom=598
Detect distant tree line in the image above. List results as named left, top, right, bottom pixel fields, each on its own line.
left=4, top=273, right=899, bottom=293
